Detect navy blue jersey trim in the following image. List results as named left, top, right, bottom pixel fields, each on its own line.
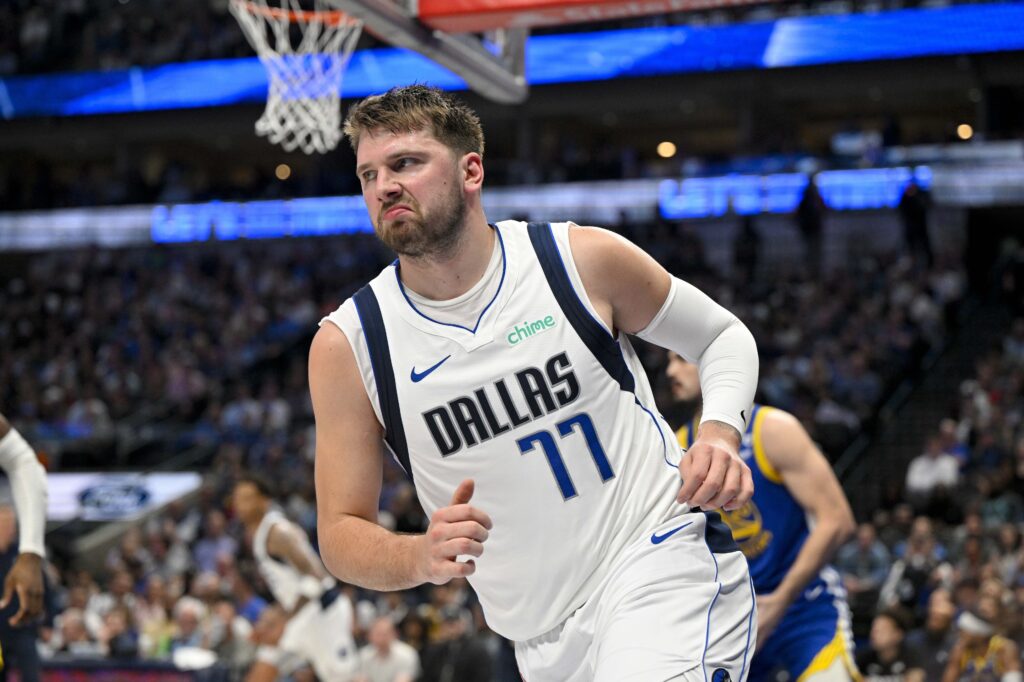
left=526, top=222, right=635, bottom=394
left=700, top=508, right=741, bottom=554
left=353, top=285, right=413, bottom=482
left=394, top=224, right=507, bottom=335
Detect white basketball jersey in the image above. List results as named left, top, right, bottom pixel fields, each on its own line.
left=253, top=509, right=302, bottom=612
left=321, top=220, right=692, bottom=641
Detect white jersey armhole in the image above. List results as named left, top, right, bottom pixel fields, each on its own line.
left=548, top=221, right=615, bottom=338
left=319, top=298, right=385, bottom=428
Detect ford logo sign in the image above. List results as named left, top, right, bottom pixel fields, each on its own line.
left=79, top=483, right=151, bottom=519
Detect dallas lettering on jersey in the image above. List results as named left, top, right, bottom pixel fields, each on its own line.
left=422, top=352, right=580, bottom=456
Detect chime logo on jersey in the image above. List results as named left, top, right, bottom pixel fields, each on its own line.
left=421, top=351, right=581, bottom=456
left=506, top=314, right=557, bottom=346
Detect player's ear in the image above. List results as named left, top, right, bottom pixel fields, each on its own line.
left=462, top=152, right=484, bottom=191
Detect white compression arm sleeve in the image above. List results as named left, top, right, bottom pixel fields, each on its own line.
left=0, top=428, right=48, bottom=557
left=636, top=276, right=758, bottom=436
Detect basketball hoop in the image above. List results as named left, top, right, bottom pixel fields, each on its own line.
left=229, top=0, right=363, bottom=154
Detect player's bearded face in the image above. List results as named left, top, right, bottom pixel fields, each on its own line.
left=375, top=163, right=466, bottom=259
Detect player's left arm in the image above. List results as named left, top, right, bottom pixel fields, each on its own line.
left=568, top=224, right=759, bottom=510
left=0, top=414, right=47, bottom=625
left=265, top=521, right=332, bottom=615
left=756, top=408, right=856, bottom=642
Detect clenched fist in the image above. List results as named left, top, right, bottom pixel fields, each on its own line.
left=416, top=479, right=492, bottom=585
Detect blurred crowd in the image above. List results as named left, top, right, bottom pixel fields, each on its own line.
left=0, top=0, right=991, bottom=77
left=0, top=235, right=390, bottom=469
left=836, top=316, right=1024, bottom=679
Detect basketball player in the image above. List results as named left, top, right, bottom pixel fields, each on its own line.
left=231, top=475, right=357, bottom=682
left=309, top=85, right=761, bottom=681
left=668, top=353, right=860, bottom=681
left=0, top=414, right=47, bottom=680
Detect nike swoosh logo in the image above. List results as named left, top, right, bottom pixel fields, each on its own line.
left=741, top=409, right=746, bottom=424
left=410, top=355, right=451, bottom=383
left=650, top=521, right=693, bottom=545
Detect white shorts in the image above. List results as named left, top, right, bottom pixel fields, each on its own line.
left=280, top=590, right=359, bottom=681
left=515, top=511, right=757, bottom=682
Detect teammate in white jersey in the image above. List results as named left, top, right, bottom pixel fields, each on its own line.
left=232, top=475, right=357, bottom=682
left=310, top=85, right=761, bottom=681
left=0, top=412, right=48, bottom=678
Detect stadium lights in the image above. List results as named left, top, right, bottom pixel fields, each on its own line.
left=657, top=142, right=677, bottom=159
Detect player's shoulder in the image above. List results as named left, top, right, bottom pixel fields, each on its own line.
left=263, top=511, right=301, bottom=546
left=310, top=318, right=357, bottom=376
left=753, top=404, right=817, bottom=475
left=756, top=405, right=805, bottom=439
left=564, top=222, right=628, bottom=261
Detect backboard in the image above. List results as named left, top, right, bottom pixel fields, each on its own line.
left=325, top=0, right=779, bottom=104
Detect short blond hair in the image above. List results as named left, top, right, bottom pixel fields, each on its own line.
left=343, top=85, right=484, bottom=157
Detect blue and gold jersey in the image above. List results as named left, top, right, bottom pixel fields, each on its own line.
left=681, top=405, right=859, bottom=680
left=678, top=404, right=813, bottom=594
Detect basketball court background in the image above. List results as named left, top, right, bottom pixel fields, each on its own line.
left=1, top=0, right=1024, bottom=679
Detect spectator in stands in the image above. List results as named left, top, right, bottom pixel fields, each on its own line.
left=192, top=509, right=237, bottom=574
left=398, top=612, right=429, bottom=656
left=796, top=177, right=825, bottom=275
left=882, top=516, right=948, bottom=614
left=938, top=418, right=970, bottom=469
left=1004, top=318, right=1024, bottom=363
left=952, top=534, right=992, bottom=583
left=906, top=587, right=959, bottom=681
left=877, top=504, right=915, bottom=551
left=833, top=351, right=883, bottom=420
left=357, top=616, right=421, bottom=682
left=420, top=607, right=492, bottom=682
left=51, top=606, right=102, bottom=655
left=905, top=436, right=960, bottom=514
left=134, top=575, right=173, bottom=658
left=105, top=526, right=153, bottom=583
left=838, top=522, right=892, bottom=638
left=169, top=596, right=208, bottom=653
left=99, top=606, right=139, bottom=659
left=86, top=569, right=136, bottom=623
left=53, top=608, right=104, bottom=658
left=733, top=214, right=761, bottom=284
left=995, top=523, right=1022, bottom=585
left=976, top=464, right=1024, bottom=528
left=229, top=567, right=267, bottom=625
left=856, top=606, right=925, bottom=682
left=207, top=598, right=255, bottom=673
left=899, top=180, right=933, bottom=268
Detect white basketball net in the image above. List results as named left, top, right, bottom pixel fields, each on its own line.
left=229, top=0, right=363, bottom=154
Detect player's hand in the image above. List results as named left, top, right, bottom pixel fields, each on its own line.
left=0, top=552, right=44, bottom=626
left=417, top=479, right=492, bottom=585
left=754, top=591, right=788, bottom=650
left=677, top=421, right=753, bottom=511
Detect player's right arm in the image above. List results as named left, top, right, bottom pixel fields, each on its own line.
left=309, top=323, right=491, bottom=590
left=0, top=413, right=47, bottom=625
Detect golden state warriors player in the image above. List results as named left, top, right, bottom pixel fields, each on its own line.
left=668, top=353, right=860, bottom=682
left=309, top=86, right=761, bottom=681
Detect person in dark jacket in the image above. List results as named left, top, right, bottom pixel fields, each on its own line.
left=420, top=606, right=492, bottom=682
